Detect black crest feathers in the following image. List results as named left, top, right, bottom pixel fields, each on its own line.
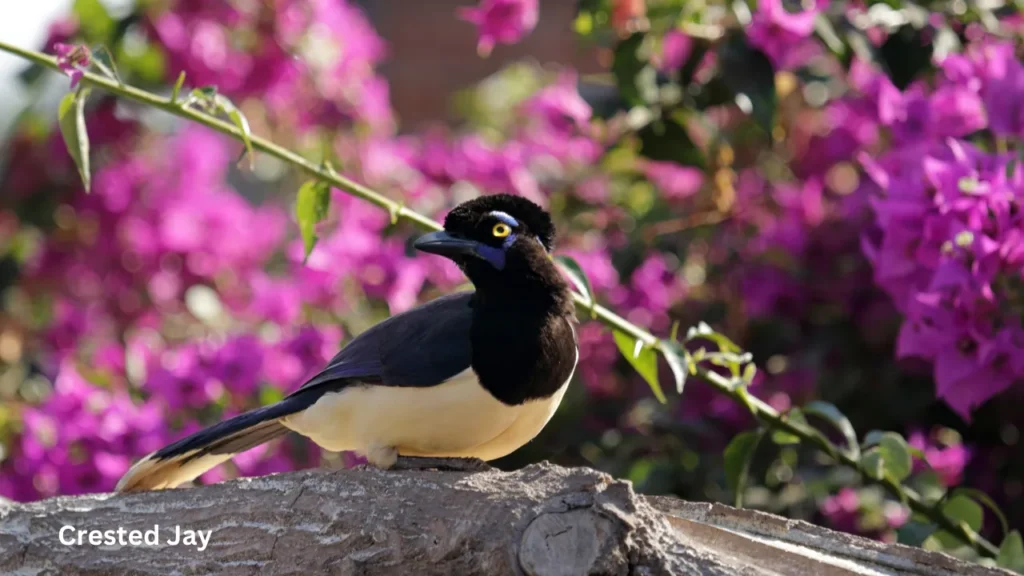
left=443, top=194, right=557, bottom=252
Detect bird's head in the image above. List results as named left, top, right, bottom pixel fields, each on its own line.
left=413, top=194, right=563, bottom=292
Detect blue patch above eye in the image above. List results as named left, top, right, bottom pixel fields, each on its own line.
left=488, top=211, right=519, bottom=228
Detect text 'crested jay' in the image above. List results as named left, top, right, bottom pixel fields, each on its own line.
left=116, top=194, right=578, bottom=492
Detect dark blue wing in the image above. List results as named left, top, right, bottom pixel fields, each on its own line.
left=287, top=292, right=475, bottom=397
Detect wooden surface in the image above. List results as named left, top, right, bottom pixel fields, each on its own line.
left=0, top=462, right=1011, bottom=575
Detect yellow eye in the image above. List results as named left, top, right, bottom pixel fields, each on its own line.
left=492, top=223, right=512, bottom=238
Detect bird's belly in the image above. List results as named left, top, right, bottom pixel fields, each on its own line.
left=449, top=377, right=570, bottom=461
left=280, top=368, right=570, bottom=460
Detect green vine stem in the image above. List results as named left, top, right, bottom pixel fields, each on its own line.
left=0, top=40, right=999, bottom=559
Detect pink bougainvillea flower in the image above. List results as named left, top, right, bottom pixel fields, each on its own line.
left=747, top=0, right=826, bottom=69
left=908, top=429, right=972, bottom=487
left=53, top=43, right=91, bottom=88
left=656, top=29, right=692, bottom=72
left=457, top=0, right=539, bottom=56
left=521, top=72, right=592, bottom=133
left=819, top=487, right=860, bottom=534
left=642, top=160, right=705, bottom=200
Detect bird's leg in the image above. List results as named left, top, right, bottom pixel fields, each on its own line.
left=366, top=445, right=399, bottom=469
left=390, top=456, right=492, bottom=472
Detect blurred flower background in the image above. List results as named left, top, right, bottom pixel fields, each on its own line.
left=0, top=0, right=1022, bottom=564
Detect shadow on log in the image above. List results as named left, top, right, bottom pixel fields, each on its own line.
left=0, top=462, right=1011, bottom=575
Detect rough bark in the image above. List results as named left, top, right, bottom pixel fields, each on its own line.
left=0, top=462, right=1010, bottom=575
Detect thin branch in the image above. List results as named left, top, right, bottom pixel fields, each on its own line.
left=0, top=41, right=439, bottom=233
left=641, top=211, right=730, bottom=241
left=0, top=40, right=999, bottom=559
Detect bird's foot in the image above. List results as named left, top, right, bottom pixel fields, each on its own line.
left=390, top=456, right=492, bottom=472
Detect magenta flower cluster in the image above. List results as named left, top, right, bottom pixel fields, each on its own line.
left=747, top=0, right=825, bottom=70
left=855, top=41, right=1024, bottom=419
left=9, top=123, right=354, bottom=496
left=458, top=0, right=539, bottom=56
left=2, top=362, right=164, bottom=500
left=149, top=0, right=393, bottom=132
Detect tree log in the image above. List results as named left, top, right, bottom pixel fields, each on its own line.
left=0, top=462, right=1009, bottom=575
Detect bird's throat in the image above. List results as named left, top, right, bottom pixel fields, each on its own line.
left=469, top=281, right=577, bottom=406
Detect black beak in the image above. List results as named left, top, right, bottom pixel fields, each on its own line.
left=413, top=231, right=480, bottom=258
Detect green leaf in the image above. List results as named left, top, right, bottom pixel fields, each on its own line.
left=933, top=492, right=986, bottom=549
left=771, top=430, right=800, bottom=445
left=841, top=27, right=879, bottom=70
left=215, top=95, right=255, bottom=170
left=677, top=38, right=710, bottom=86
left=612, top=32, right=656, bottom=107
left=73, top=0, right=113, bottom=42
left=942, top=493, right=984, bottom=533
left=878, top=24, right=932, bottom=90
left=684, top=321, right=741, bottom=353
left=804, top=401, right=859, bottom=459
left=555, top=255, right=595, bottom=313
left=860, top=447, right=885, bottom=480
left=660, top=340, right=689, bottom=394
left=897, top=521, right=936, bottom=547
left=902, top=442, right=926, bottom=461
left=862, top=429, right=885, bottom=448
left=613, top=330, right=666, bottom=404
left=706, top=351, right=753, bottom=370
left=911, top=470, right=947, bottom=506
left=638, top=118, right=706, bottom=169
left=171, top=71, right=186, bottom=103
left=724, top=430, right=763, bottom=508
left=89, top=45, right=123, bottom=85
left=192, top=86, right=218, bottom=100
left=997, top=530, right=1024, bottom=573
left=812, top=14, right=847, bottom=60
left=690, top=75, right=734, bottom=111
left=877, top=432, right=913, bottom=481
left=717, top=30, right=776, bottom=134
left=259, top=385, right=285, bottom=406
left=295, top=180, right=331, bottom=262
left=952, top=488, right=1009, bottom=539
left=864, top=428, right=915, bottom=458
left=771, top=408, right=805, bottom=445
left=627, top=458, right=655, bottom=486
left=58, top=89, right=92, bottom=193
left=741, top=362, right=757, bottom=384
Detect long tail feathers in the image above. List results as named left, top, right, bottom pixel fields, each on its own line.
left=116, top=399, right=305, bottom=493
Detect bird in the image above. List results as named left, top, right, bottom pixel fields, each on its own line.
left=115, top=193, right=579, bottom=492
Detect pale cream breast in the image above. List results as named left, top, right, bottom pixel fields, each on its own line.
left=280, top=344, right=577, bottom=462
left=451, top=374, right=571, bottom=461
left=450, top=344, right=577, bottom=460
left=281, top=369, right=522, bottom=456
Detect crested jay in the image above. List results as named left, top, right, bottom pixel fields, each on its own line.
left=116, top=194, right=578, bottom=491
